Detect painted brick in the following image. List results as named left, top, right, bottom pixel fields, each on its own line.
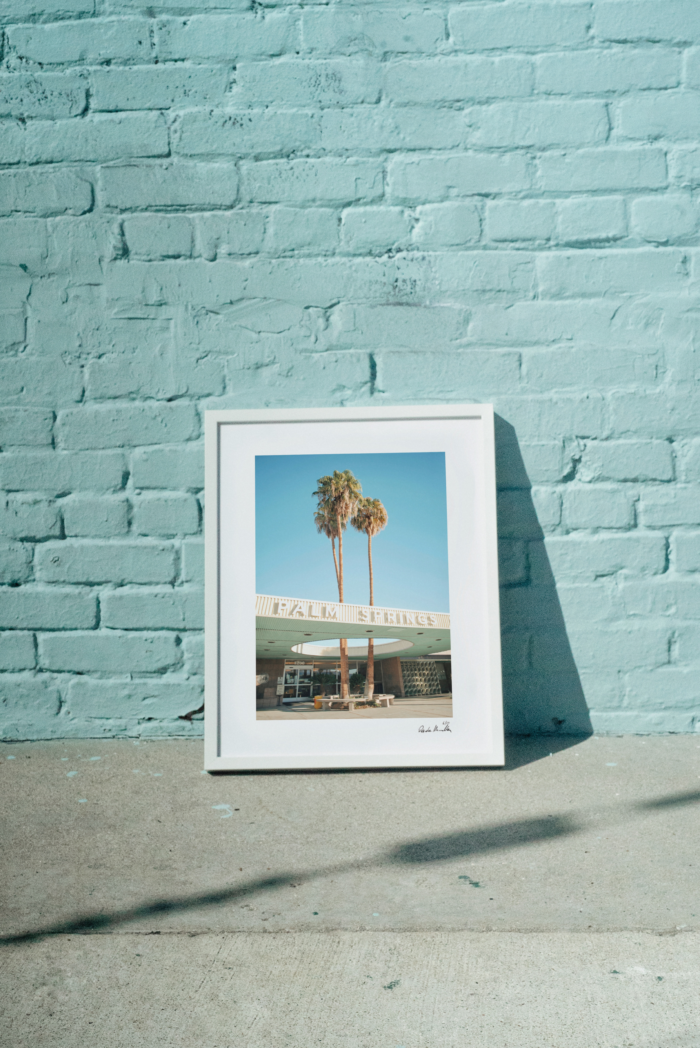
left=38, top=631, right=180, bottom=673
left=536, top=48, right=680, bottom=94
left=267, top=207, right=339, bottom=254
left=0, top=678, right=61, bottom=740
left=538, top=626, right=669, bottom=672
left=0, top=496, right=61, bottom=539
left=377, top=350, right=521, bottom=399
left=498, top=490, right=546, bottom=540
left=90, top=66, right=228, bottom=111
left=674, top=531, right=700, bottom=572
left=594, top=1, right=700, bottom=45
left=0, top=408, right=53, bottom=448
left=24, top=114, right=168, bottom=165
left=578, top=441, right=674, bottom=482
left=132, top=493, right=199, bottom=536
left=486, top=201, right=555, bottom=242
left=35, top=541, right=176, bottom=584
left=544, top=533, right=666, bottom=579
left=563, top=486, right=635, bottom=530
left=623, top=669, right=700, bottom=713
left=469, top=300, right=617, bottom=345
left=196, top=212, right=266, bottom=259
left=498, top=539, right=528, bottom=585
left=388, top=154, right=531, bottom=204
left=0, top=586, right=97, bottom=629
left=531, top=486, right=562, bottom=531
left=85, top=354, right=224, bottom=400
left=680, top=441, right=700, bottom=482
left=497, top=439, right=565, bottom=488
left=0, top=632, right=35, bottom=670
left=182, top=633, right=204, bottom=676
left=538, top=148, right=667, bottom=191
left=0, top=451, right=125, bottom=495
left=0, top=357, right=83, bottom=407
left=384, top=56, right=533, bottom=104
left=341, top=207, right=412, bottom=254
left=331, top=303, right=470, bottom=348
left=320, top=107, right=465, bottom=153
left=450, top=3, right=591, bottom=50
left=0, top=312, right=25, bottom=351
left=62, top=496, right=129, bottom=538
left=100, top=163, right=239, bottom=211
left=173, top=110, right=320, bottom=159
left=468, top=101, right=608, bottom=148
left=630, top=194, right=697, bottom=242
left=64, top=678, right=203, bottom=723
left=669, top=147, right=700, bottom=188
left=123, top=214, right=194, bottom=258
left=241, top=159, right=383, bottom=205
left=496, top=395, right=606, bottom=442
left=611, top=392, right=700, bottom=439
left=234, top=58, right=381, bottom=106
left=557, top=197, right=627, bottom=243
left=0, top=123, right=25, bottom=166
left=0, top=73, right=86, bottom=119
left=673, top=623, right=700, bottom=663
left=302, top=9, right=444, bottom=54
left=0, top=0, right=94, bottom=21
left=158, top=12, right=296, bottom=60
left=538, top=250, right=688, bottom=296
left=618, top=92, right=700, bottom=141
left=0, top=541, right=32, bottom=583
left=181, top=539, right=203, bottom=585
left=56, top=403, right=199, bottom=450
left=8, top=18, right=152, bottom=64
left=525, top=345, right=658, bottom=391
left=639, top=487, right=700, bottom=527
left=412, top=202, right=480, bottom=248
left=131, top=445, right=203, bottom=490
left=0, top=220, right=47, bottom=270
left=0, top=169, right=92, bottom=217
left=686, top=48, right=700, bottom=89
left=100, top=587, right=203, bottom=629
left=619, top=578, right=700, bottom=619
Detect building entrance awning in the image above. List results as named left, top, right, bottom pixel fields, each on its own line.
left=256, top=594, right=450, bottom=661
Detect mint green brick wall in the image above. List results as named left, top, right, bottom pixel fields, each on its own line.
left=1, top=0, right=700, bottom=739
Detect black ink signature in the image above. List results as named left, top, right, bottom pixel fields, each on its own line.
left=418, top=721, right=452, bottom=733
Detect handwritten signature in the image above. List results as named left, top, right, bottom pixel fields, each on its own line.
left=418, top=721, right=452, bottom=733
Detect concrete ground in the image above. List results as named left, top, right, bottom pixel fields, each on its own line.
left=257, top=693, right=453, bottom=719
left=1, top=735, right=699, bottom=1046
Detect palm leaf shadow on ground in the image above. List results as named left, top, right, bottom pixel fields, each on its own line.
left=0, top=812, right=580, bottom=945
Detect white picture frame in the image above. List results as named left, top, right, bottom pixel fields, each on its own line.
left=205, top=405, right=504, bottom=771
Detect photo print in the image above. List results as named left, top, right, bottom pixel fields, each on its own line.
left=255, top=452, right=452, bottom=721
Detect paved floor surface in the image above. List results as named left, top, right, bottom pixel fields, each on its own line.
left=257, top=694, right=453, bottom=719
left=1, top=735, right=698, bottom=1046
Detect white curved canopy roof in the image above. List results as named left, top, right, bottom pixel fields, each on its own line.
left=256, top=594, right=450, bottom=661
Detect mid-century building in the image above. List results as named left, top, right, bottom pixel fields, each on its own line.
left=255, top=594, right=451, bottom=707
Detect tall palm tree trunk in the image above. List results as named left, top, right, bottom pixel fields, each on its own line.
left=336, top=509, right=349, bottom=701
left=366, top=533, right=374, bottom=698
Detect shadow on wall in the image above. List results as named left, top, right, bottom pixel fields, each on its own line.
left=495, top=415, right=592, bottom=738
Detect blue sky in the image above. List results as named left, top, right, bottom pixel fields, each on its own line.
left=255, top=452, right=450, bottom=613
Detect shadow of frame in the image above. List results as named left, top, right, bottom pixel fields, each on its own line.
left=495, top=415, right=592, bottom=739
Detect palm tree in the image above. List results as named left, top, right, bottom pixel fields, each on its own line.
left=313, top=470, right=362, bottom=701
left=351, top=497, right=388, bottom=698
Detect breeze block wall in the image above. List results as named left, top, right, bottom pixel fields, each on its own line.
left=1, top=0, right=700, bottom=739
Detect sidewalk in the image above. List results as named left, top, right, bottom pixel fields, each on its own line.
left=1, top=735, right=698, bottom=1046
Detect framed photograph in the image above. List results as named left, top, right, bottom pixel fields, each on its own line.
left=205, top=405, right=504, bottom=771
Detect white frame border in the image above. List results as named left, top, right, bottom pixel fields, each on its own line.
left=205, top=405, right=504, bottom=771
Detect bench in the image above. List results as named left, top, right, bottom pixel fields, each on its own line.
left=319, top=694, right=394, bottom=711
